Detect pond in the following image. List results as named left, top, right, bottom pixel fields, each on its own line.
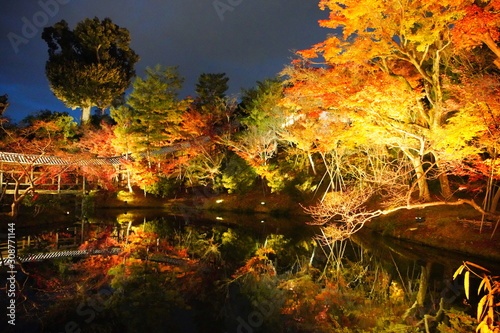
left=1, top=208, right=498, bottom=332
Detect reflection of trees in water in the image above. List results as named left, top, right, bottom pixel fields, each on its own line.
left=12, top=217, right=485, bottom=332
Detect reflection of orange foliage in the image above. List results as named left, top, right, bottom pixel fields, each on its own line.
left=79, top=227, right=119, bottom=251
left=74, top=255, right=121, bottom=276
left=157, top=242, right=189, bottom=259
left=121, top=229, right=189, bottom=260
left=33, top=274, right=63, bottom=291
left=233, top=247, right=276, bottom=280
left=280, top=279, right=352, bottom=330
left=123, top=230, right=158, bottom=255
left=71, top=254, right=122, bottom=290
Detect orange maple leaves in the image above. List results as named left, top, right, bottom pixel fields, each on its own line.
left=453, top=4, right=500, bottom=51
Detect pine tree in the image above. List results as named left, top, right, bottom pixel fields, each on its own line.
left=42, top=17, right=139, bottom=123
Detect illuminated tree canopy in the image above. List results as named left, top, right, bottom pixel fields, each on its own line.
left=251, top=0, right=500, bottom=252
left=3, top=4, right=500, bottom=232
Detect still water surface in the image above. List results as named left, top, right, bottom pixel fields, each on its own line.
left=3, top=208, right=499, bottom=332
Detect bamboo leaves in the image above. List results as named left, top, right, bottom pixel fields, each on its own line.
left=454, top=261, right=499, bottom=333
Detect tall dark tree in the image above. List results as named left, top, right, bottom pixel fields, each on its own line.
left=229, top=78, right=285, bottom=171
left=112, top=65, right=185, bottom=163
left=0, top=94, right=9, bottom=116
left=42, top=17, right=139, bottom=124
left=194, top=73, right=229, bottom=114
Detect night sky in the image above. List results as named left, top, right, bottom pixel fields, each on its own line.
left=0, top=0, right=328, bottom=122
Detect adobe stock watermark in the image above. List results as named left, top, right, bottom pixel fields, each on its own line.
left=52, top=288, right=112, bottom=333
left=236, top=299, right=276, bottom=333
left=229, top=293, right=281, bottom=333
left=4, top=223, right=17, bottom=327
left=213, top=0, right=244, bottom=22
left=412, top=277, right=466, bottom=319
left=7, top=0, right=71, bottom=54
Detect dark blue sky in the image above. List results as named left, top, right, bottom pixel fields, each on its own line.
left=0, top=0, right=328, bottom=122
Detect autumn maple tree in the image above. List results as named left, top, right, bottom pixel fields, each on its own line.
left=446, top=70, right=500, bottom=214
left=177, top=73, right=236, bottom=187
left=0, top=117, right=78, bottom=217
left=281, top=0, right=500, bottom=241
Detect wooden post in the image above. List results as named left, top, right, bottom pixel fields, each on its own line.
left=57, top=174, right=61, bottom=193
left=81, top=219, right=85, bottom=244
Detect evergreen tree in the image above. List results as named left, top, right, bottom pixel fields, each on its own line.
left=194, top=73, right=229, bottom=114
left=229, top=78, right=285, bottom=174
left=42, top=17, right=139, bottom=124
left=0, top=94, right=9, bottom=116
left=112, top=65, right=185, bottom=163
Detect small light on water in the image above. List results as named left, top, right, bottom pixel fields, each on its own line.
left=261, top=201, right=265, bottom=205
left=216, top=217, right=223, bottom=220
left=216, top=199, right=224, bottom=204
left=261, top=220, right=265, bottom=223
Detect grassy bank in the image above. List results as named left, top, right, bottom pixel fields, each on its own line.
left=92, top=187, right=312, bottom=217
left=366, top=204, right=500, bottom=261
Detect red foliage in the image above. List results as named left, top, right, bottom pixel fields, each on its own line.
left=452, top=4, right=500, bottom=51
left=79, top=226, right=120, bottom=251
left=77, top=122, right=119, bottom=157
left=232, top=247, right=276, bottom=280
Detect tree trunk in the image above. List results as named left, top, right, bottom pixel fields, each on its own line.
left=81, top=106, right=92, bottom=124
left=308, top=152, right=317, bottom=175
left=416, top=262, right=432, bottom=306
left=403, top=262, right=432, bottom=320
left=9, top=201, right=19, bottom=217
left=9, top=192, right=25, bottom=217
left=9, top=180, right=21, bottom=217
left=438, top=173, right=453, bottom=200
left=488, top=184, right=500, bottom=213
left=482, top=33, right=500, bottom=70
left=9, top=181, right=34, bottom=217
left=410, top=157, right=431, bottom=202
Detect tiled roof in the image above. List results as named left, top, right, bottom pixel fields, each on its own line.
left=0, top=152, right=123, bottom=166
left=0, top=137, right=210, bottom=167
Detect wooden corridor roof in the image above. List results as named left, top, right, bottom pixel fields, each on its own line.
left=0, top=136, right=210, bottom=167
left=0, top=151, right=123, bottom=166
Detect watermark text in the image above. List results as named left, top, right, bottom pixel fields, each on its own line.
left=213, top=0, right=244, bottom=22
left=5, top=222, right=17, bottom=326
left=7, top=0, right=71, bottom=54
